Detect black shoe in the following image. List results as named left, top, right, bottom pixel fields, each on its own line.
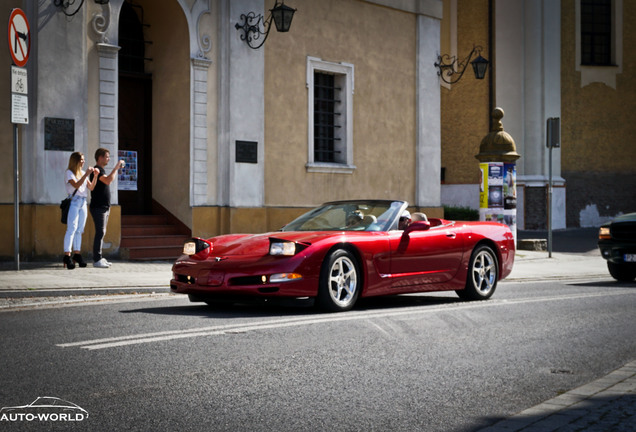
left=63, top=255, right=75, bottom=270
left=72, top=253, right=87, bottom=268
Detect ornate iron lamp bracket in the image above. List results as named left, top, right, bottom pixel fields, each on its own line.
left=435, top=45, right=489, bottom=85
left=235, top=11, right=272, bottom=50
left=235, top=1, right=296, bottom=50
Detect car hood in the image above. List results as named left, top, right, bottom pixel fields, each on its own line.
left=612, top=213, right=636, bottom=223
left=209, top=231, right=350, bottom=257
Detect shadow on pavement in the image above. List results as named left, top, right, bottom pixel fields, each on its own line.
left=568, top=279, right=636, bottom=288
left=474, top=393, right=636, bottom=432
left=120, top=293, right=463, bottom=317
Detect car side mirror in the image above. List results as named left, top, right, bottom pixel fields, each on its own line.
left=404, top=220, right=431, bottom=235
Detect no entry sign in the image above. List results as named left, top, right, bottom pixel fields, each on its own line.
left=8, top=9, right=30, bottom=67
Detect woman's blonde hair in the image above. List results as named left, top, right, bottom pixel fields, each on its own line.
left=67, top=152, right=84, bottom=178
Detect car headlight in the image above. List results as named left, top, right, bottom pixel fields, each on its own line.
left=183, top=238, right=212, bottom=259
left=599, top=226, right=611, bottom=240
left=269, top=241, right=297, bottom=256
left=269, top=273, right=303, bottom=283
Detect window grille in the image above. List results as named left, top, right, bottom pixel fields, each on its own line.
left=314, top=72, right=342, bottom=163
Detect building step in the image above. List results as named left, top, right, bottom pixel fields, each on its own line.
left=122, top=215, right=170, bottom=226
left=121, top=212, right=191, bottom=260
left=120, top=235, right=189, bottom=248
left=121, top=225, right=183, bottom=237
left=123, top=245, right=185, bottom=261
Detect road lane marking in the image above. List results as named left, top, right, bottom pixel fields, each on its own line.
left=57, top=290, right=635, bottom=350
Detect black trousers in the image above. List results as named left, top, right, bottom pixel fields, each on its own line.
left=90, top=207, right=110, bottom=262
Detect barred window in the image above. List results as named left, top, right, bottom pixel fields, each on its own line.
left=306, top=57, right=355, bottom=173
left=314, top=72, right=342, bottom=163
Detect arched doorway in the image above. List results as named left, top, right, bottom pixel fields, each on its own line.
left=116, top=0, right=192, bottom=260
left=118, top=1, right=152, bottom=215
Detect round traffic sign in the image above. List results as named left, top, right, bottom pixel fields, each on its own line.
left=8, top=9, right=30, bottom=67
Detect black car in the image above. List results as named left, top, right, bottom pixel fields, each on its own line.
left=598, top=213, right=636, bottom=281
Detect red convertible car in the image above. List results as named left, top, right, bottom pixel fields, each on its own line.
left=171, top=200, right=515, bottom=311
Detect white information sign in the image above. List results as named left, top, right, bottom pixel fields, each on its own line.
left=11, top=66, right=27, bottom=94
left=11, top=94, right=28, bottom=124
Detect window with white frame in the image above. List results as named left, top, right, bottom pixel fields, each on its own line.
left=306, top=57, right=355, bottom=173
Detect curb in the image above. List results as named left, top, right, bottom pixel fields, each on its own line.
left=478, top=360, right=636, bottom=431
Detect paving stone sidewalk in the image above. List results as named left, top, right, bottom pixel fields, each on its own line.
left=478, top=360, right=636, bottom=432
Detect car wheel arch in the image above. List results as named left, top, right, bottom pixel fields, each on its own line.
left=471, top=239, right=503, bottom=277
left=322, top=243, right=366, bottom=293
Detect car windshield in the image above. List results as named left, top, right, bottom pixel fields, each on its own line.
left=281, top=200, right=407, bottom=232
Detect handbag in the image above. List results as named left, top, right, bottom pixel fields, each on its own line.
left=60, top=189, right=78, bottom=224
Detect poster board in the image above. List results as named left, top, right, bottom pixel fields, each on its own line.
left=117, top=150, right=138, bottom=191
left=479, top=162, right=517, bottom=236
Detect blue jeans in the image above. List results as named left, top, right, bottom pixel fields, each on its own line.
left=64, top=196, right=87, bottom=253
left=90, top=207, right=110, bottom=262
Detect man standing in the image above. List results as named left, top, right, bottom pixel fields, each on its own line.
left=90, top=148, right=124, bottom=268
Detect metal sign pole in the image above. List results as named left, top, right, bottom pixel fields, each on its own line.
left=546, top=117, right=560, bottom=259
left=548, top=132, right=553, bottom=258
left=14, top=123, right=20, bottom=270
left=8, top=9, right=31, bottom=271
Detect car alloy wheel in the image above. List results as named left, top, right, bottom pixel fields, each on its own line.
left=459, top=245, right=498, bottom=300
left=318, top=249, right=361, bottom=312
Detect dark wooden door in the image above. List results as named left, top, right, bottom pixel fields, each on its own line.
left=118, top=74, right=152, bottom=215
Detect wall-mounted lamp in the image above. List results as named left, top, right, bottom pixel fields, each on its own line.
left=434, top=45, right=489, bottom=85
left=54, top=0, right=109, bottom=17
left=235, top=1, right=296, bottom=50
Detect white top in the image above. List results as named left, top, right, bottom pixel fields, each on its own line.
left=65, top=169, right=89, bottom=198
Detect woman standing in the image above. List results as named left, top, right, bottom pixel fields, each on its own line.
left=63, top=152, right=98, bottom=269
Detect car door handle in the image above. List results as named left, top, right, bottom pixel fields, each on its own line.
left=446, top=232, right=456, bottom=239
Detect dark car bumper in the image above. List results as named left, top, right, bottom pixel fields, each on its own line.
left=598, top=240, right=636, bottom=265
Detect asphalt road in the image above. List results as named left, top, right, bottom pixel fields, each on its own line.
left=1, top=277, right=635, bottom=432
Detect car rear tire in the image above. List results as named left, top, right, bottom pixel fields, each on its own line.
left=457, top=245, right=498, bottom=300
left=607, top=262, right=636, bottom=282
left=317, top=249, right=361, bottom=312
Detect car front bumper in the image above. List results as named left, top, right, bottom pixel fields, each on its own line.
left=598, top=241, right=636, bottom=265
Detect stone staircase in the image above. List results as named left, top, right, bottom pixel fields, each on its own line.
left=120, top=214, right=191, bottom=261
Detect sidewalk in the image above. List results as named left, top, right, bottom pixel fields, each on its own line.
left=0, top=230, right=634, bottom=431
left=0, top=228, right=609, bottom=291
left=478, top=360, right=636, bottom=432
left=0, top=260, right=172, bottom=291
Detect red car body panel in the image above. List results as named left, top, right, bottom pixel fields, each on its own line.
left=171, top=214, right=515, bottom=302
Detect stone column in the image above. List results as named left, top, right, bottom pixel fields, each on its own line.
left=96, top=42, right=121, bottom=203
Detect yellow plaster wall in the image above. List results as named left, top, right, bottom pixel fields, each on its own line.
left=560, top=0, right=636, bottom=173
left=264, top=0, right=417, bottom=207
left=0, top=204, right=120, bottom=260
left=440, top=0, right=490, bottom=185
left=192, top=206, right=308, bottom=238
left=142, top=0, right=192, bottom=227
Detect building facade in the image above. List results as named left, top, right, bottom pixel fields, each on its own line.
left=441, top=0, right=636, bottom=230
left=1, top=0, right=443, bottom=260
left=2, top=0, right=634, bottom=261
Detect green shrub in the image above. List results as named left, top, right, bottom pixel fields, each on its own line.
left=443, top=205, right=479, bottom=221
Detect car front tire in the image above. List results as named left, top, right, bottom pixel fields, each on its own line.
left=457, top=245, right=498, bottom=300
left=317, top=249, right=361, bottom=312
left=607, top=262, right=636, bottom=282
